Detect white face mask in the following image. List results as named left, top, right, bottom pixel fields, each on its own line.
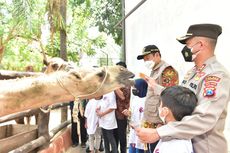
left=158, top=107, right=166, bottom=124
left=144, top=61, right=155, bottom=70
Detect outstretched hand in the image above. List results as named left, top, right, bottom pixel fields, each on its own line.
left=145, top=76, right=157, bottom=89
left=139, top=73, right=157, bottom=89
left=135, top=127, right=160, bottom=143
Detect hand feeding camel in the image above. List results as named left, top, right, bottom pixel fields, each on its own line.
left=0, top=58, right=134, bottom=117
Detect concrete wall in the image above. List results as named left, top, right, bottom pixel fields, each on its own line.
left=125, top=0, right=230, bottom=81
left=125, top=0, right=230, bottom=151
left=39, top=126, right=72, bottom=153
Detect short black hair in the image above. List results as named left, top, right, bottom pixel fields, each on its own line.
left=116, top=61, right=127, bottom=68
left=160, top=86, right=197, bottom=121
left=151, top=51, right=161, bottom=58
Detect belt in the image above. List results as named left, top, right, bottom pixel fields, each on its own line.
left=142, top=121, right=163, bottom=128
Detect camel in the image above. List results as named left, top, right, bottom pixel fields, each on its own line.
left=0, top=58, right=134, bottom=117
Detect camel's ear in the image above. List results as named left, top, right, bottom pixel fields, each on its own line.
left=69, top=71, right=82, bottom=80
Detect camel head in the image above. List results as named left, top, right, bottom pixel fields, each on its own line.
left=0, top=57, right=135, bottom=116
left=43, top=57, right=134, bottom=98
left=56, top=65, right=135, bottom=100
left=43, top=57, right=135, bottom=98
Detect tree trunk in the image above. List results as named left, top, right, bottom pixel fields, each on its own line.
left=60, top=0, right=68, bottom=122
left=60, top=0, right=67, bottom=61
left=121, top=0, right=126, bottom=62
left=0, top=45, right=5, bottom=62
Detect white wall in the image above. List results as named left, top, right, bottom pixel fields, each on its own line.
left=125, top=0, right=230, bottom=81
left=125, top=0, right=230, bottom=148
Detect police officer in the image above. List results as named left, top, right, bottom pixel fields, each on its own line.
left=136, top=24, right=230, bottom=153
left=136, top=45, right=179, bottom=151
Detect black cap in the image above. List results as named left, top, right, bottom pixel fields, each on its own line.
left=137, top=45, right=160, bottom=60
left=177, top=24, right=222, bottom=44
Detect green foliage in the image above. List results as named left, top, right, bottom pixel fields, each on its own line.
left=1, top=39, right=43, bottom=71
left=66, top=0, right=106, bottom=62
left=45, top=34, right=61, bottom=57
left=0, top=0, right=119, bottom=71
left=46, top=0, right=66, bottom=32
left=91, top=0, right=122, bottom=45
left=0, top=0, right=45, bottom=71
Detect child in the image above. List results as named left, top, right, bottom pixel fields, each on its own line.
left=84, top=97, right=102, bottom=153
left=153, top=85, right=197, bottom=153
left=96, top=91, right=118, bottom=153
left=122, top=78, right=148, bottom=153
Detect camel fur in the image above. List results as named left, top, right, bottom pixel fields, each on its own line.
left=0, top=58, right=134, bottom=117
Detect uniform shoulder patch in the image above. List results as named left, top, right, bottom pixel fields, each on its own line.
left=161, top=66, right=179, bottom=87
left=203, top=75, right=221, bottom=98
left=205, top=76, right=221, bottom=82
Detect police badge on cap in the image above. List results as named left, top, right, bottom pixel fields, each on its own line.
left=137, top=45, right=160, bottom=60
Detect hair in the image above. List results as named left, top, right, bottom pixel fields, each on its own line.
left=206, top=38, right=217, bottom=50
left=197, top=36, right=217, bottom=51
left=151, top=51, right=161, bottom=58
left=116, top=61, right=127, bottom=68
left=160, top=86, right=197, bottom=121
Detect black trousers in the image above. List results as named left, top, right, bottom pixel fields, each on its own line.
left=149, top=141, right=159, bottom=153
left=78, top=112, right=88, bottom=143
left=102, top=128, right=118, bottom=153
left=114, top=118, right=128, bottom=153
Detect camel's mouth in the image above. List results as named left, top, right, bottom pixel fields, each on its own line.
left=126, top=75, right=135, bottom=86
left=117, top=69, right=135, bottom=87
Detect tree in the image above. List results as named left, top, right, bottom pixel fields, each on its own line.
left=92, top=0, right=122, bottom=45
left=0, top=0, right=117, bottom=71
left=67, top=0, right=106, bottom=61
left=0, top=0, right=45, bottom=70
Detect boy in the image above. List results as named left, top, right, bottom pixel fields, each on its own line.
left=96, top=91, right=118, bottom=153
left=85, top=97, right=101, bottom=153
left=154, top=85, right=197, bottom=153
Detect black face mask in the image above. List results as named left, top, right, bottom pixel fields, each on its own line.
left=181, top=46, right=193, bottom=62
left=132, top=88, right=139, bottom=96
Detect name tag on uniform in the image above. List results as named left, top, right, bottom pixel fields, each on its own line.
left=182, top=80, right=187, bottom=84
left=190, top=82, right=197, bottom=90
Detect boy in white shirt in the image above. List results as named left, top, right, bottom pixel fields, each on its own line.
left=96, top=91, right=118, bottom=153
left=84, top=96, right=102, bottom=153
left=154, top=86, right=197, bottom=153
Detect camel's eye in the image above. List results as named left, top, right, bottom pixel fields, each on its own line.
left=120, top=67, right=125, bottom=71
left=70, top=71, right=81, bottom=80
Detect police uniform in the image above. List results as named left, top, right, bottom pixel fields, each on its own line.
left=137, top=45, right=179, bottom=127
left=156, top=24, right=230, bottom=153
left=144, top=61, right=178, bottom=125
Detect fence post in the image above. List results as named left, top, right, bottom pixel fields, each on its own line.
left=37, top=108, right=50, bottom=150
